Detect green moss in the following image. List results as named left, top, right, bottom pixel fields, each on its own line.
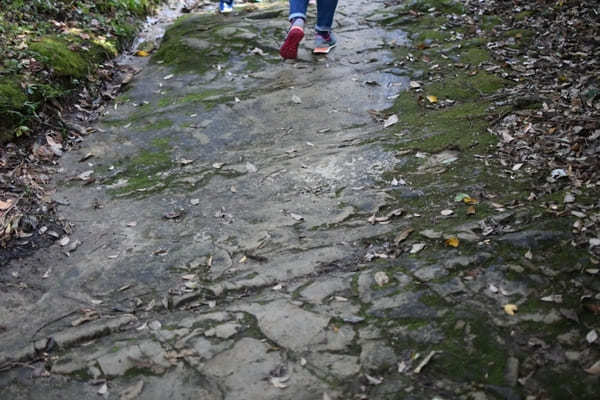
left=30, top=36, right=89, bottom=78
left=434, top=316, right=508, bottom=385
left=514, top=10, right=534, bottom=21
left=152, top=14, right=227, bottom=74
left=406, top=0, right=464, bottom=14
left=481, top=15, right=502, bottom=31
left=459, top=47, right=491, bottom=65
left=0, top=79, right=26, bottom=109
left=106, top=143, right=174, bottom=196
left=428, top=71, right=508, bottom=101
left=138, top=118, right=174, bottom=132
left=416, top=29, right=451, bottom=42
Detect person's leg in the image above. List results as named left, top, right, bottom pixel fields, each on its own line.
left=313, top=0, right=338, bottom=53
left=315, top=0, right=338, bottom=32
left=280, top=0, right=309, bottom=59
left=219, top=0, right=234, bottom=13
left=289, top=0, right=309, bottom=23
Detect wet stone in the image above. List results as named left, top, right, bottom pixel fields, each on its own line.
left=204, top=322, right=242, bottom=339
left=430, top=277, right=467, bottom=297
left=504, top=356, right=519, bottom=387
left=499, top=230, right=563, bottom=248
left=308, top=353, right=361, bottom=379
left=388, top=323, right=445, bottom=344
left=413, top=264, right=447, bottom=282
left=318, top=325, right=356, bottom=351
left=190, top=337, right=232, bottom=362
left=368, top=291, right=437, bottom=319
left=300, top=277, right=349, bottom=304
left=201, top=337, right=325, bottom=399
left=360, top=340, right=398, bottom=372
left=236, top=299, right=330, bottom=352
left=97, top=340, right=170, bottom=377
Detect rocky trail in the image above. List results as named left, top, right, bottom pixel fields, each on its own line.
left=1, top=0, right=599, bottom=399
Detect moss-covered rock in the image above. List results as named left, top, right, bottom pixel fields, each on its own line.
left=30, top=36, right=90, bottom=78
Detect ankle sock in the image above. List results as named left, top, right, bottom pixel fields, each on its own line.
left=291, top=17, right=305, bottom=28
left=316, top=30, right=330, bottom=40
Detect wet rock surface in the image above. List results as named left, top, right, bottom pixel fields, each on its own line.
left=1, top=0, right=599, bottom=399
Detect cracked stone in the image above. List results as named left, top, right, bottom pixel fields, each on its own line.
left=236, top=299, right=330, bottom=352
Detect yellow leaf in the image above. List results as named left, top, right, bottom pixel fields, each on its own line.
left=426, top=95, right=438, bottom=104
left=462, top=196, right=478, bottom=205
left=467, top=205, right=476, bottom=215
left=445, top=237, right=459, bottom=247
left=136, top=50, right=150, bottom=57
left=503, top=304, right=518, bottom=315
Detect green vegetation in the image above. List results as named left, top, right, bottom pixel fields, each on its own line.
left=0, top=0, right=163, bottom=143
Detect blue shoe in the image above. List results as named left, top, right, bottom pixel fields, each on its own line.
left=219, top=0, right=233, bottom=13
left=314, top=32, right=337, bottom=54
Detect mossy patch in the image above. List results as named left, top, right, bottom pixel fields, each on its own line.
left=30, top=36, right=90, bottom=78
left=152, top=10, right=283, bottom=75
left=105, top=140, right=174, bottom=197
left=138, top=118, right=174, bottom=132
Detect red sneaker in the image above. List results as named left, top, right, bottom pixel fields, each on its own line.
left=279, top=26, right=304, bottom=59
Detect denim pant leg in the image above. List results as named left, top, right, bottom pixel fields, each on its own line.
left=289, top=0, right=309, bottom=21
left=316, top=0, right=338, bottom=31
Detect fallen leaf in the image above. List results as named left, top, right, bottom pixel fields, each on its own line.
left=584, top=360, right=600, bottom=376
left=414, top=351, right=438, bottom=374
left=466, top=205, right=476, bottom=215
left=120, top=380, right=144, bottom=400
left=136, top=50, right=150, bottom=57
left=420, top=229, right=442, bottom=239
left=445, top=237, right=459, bottom=247
left=463, top=196, right=478, bottom=205
left=270, top=375, right=290, bottom=389
left=365, top=374, right=383, bottom=385
left=426, top=95, right=438, bottom=103
left=394, top=228, right=413, bottom=244
left=246, top=162, right=257, bottom=173
left=98, top=383, right=108, bottom=395
left=290, top=213, right=304, bottom=221
left=398, top=361, right=407, bottom=373
left=541, top=294, right=563, bottom=304
left=410, top=243, right=426, bottom=254
left=0, top=199, right=12, bottom=210
left=374, top=271, right=389, bottom=287
left=384, top=114, right=399, bottom=128
left=504, top=304, right=518, bottom=315
left=586, top=329, right=598, bottom=344
left=71, top=310, right=98, bottom=327
left=454, top=193, right=470, bottom=202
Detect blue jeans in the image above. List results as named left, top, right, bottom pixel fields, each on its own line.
left=289, top=0, right=338, bottom=32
